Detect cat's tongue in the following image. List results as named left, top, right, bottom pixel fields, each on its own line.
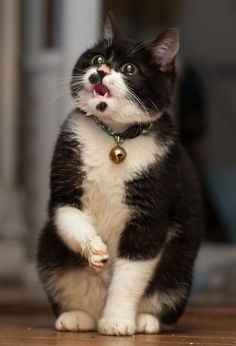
left=93, top=83, right=110, bottom=97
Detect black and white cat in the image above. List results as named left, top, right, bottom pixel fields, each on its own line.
left=37, top=15, right=202, bottom=336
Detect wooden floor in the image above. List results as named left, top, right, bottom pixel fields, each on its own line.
left=0, top=305, right=236, bottom=346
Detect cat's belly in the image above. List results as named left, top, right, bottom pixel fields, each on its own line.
left=81, top=178, right=130, bottom=261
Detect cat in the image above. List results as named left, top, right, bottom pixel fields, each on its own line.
left=37, top=14, right=202, bottom=336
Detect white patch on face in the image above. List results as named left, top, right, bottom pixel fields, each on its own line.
left=73, top=67, right=161, bottom=125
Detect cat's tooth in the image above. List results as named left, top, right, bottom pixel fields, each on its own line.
left=93, top=90, right=97, bottom=97
left=104, top=92, right=108, bottom=98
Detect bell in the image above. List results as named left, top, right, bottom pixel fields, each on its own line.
left=109, top=145, right=127, bottom=164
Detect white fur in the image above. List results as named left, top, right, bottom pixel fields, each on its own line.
left=74, top=67, right=162, bottom=125
left=55, top=311, right=95, bottom=332
left=53, top=110, right=170, bottom=335
left=51, top=269, right=110, bottom=321
left=55, top=207, right=108, bottom=270
left=136, top=313, right=161, bottom=334
left=98, top=317, right=135, bottom=336
left=98, top=258, right=158, bottom=335
left=55, top=206, right=96, bottom=253
left=84, top=235, right=109, bottom=271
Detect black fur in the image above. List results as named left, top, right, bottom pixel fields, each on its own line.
left=97, top=69, right=107, bottom=80
left=37, top=25, right=202, bottom=329
left=89, top=73, right=100, bottom=84
left=96, top=101, right=108, bottom=112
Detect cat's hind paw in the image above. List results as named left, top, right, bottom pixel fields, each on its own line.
left=98, top=317, right=135, bottom=336
left=84, top=235, right=109, bottom=272
left=136, top=313, right=161, bottom=334
left=55, top=311, right=95, bottom=332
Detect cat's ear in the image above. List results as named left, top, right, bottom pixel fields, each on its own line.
left=103, top=12, right=121, bottom=41
left=149, top=28, right=180, bottom=72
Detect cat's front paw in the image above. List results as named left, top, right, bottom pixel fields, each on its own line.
left=84, top=235, right=109, bottom=272
left=98, top=317, right=135, bottom=336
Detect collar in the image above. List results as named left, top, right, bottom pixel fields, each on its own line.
left=91, top=115, right=154, bottom=143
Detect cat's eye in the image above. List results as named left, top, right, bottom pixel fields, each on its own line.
left=120, top=63, right=137, bottom=75
left=91, top=55, right=105, bottom=66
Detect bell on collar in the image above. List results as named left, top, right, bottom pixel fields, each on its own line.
left=109, top=144, right=127, bottom=164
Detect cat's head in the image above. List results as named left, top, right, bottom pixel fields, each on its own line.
left=71, top=14, right=179, bottom=126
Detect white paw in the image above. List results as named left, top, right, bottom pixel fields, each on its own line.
left=55, top=311, right=95, bottom=332
left=84, top=235, right=109, bottom=271
left=98, top=317, right=135, bottom=336
left=136, top=313, right=161, bottom=334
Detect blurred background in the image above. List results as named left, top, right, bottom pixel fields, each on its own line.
left=0, top=0, right=235, bottom=307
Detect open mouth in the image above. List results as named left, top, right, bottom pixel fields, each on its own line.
left=93, top=83, right=111, bottom=98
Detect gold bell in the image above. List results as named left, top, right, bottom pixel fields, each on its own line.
left=109, top=144, right=127, bottom=164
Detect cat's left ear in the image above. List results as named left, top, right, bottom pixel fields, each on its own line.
left=148, top=28, right=180, bottom=72
left=103, top=12, right=121, bottom=41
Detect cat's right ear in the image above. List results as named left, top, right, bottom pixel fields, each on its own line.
left=103, top=12, right=121, bottom=41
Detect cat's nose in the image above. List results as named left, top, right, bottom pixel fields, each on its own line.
left=97, top=64, right=111, bottom=80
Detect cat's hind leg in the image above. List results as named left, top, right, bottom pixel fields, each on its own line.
left=136, top=220, right=200, bottom=334
left=137, top=259, right=192, bottom=333
left=45, top=268, right=109, bottom=332
left=136, top=313, right=161, bottom=334
left=137, top=288, right=188, bottom=334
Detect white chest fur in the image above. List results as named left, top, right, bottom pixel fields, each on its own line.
left=69, top=114, right=160, bottom=258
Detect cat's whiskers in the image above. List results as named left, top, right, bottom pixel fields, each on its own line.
left=45, top=74, right=85, bottom=93
left=128, top=91, right=148, bottom=113
left=110, top=79, right=146, bottom=113
left=70, top=80, right=84, bottom=88
left=51, top=81, right=84, bottom=103
left=107, top=79, right=151, bottom=121
left=46, top=72, right=83, bottom=81
left=126, top=88, right=150, bottom=118
left=127, top=92, right=148, bottom=115
left=51, top=89, right=72, bottom=102
left=52, top=78, right=85, bottom=102
left=149, top=99, right=160, bottom=113
left=129, top=42, right=145, bottom=55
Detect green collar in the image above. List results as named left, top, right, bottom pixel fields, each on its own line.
left=91, top=116, right=154, bottom=144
